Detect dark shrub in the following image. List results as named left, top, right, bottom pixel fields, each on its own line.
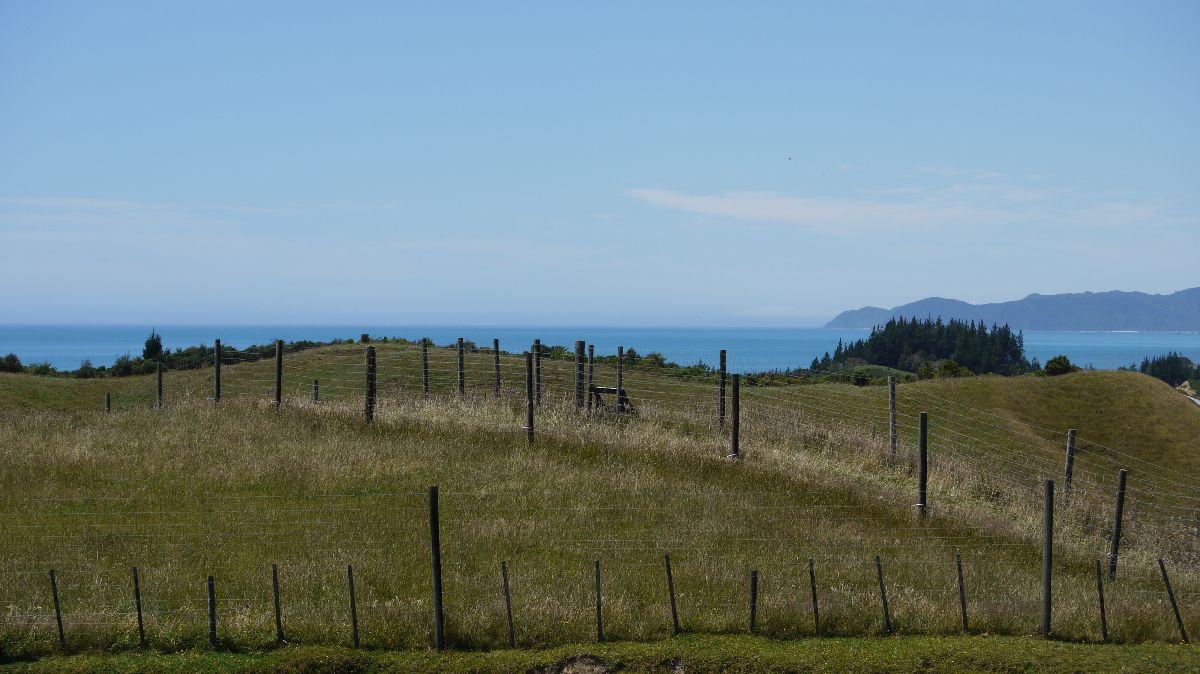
left=75, top=359, right=97, bottom=378
left=1043, top=355, right=1077, bottom=376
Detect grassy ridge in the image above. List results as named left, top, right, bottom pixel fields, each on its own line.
left=1, top=344, right=1197, bottom=664
left=7, top=342, right=1192, bottom=509
left=4, top=343, right=1197, bottom=477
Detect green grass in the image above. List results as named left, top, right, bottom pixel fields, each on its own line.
left=5, top=635, right=1199, bottom=673
left=730, top=371, right=1200, bottom=561
left=0, top=372, right=155, bottom=412
left=1, top=344, right=1197, bottom=669
left=905, top=372, right=1200, bottom=475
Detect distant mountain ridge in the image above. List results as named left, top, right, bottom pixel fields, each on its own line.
left=825, top=288, right=1200, bottom=331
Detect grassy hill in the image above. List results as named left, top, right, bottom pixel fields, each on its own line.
left=906, top=372, right=1200, bottom=475
left=0, top=343, right=1197, bottom=669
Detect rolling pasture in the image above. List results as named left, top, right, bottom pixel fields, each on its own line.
left=0, top=340, right=1197, bottom=666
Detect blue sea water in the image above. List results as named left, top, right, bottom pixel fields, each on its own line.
left=2, top=325, right=1200, bottom=373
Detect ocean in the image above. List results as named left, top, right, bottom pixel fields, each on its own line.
left=3, top=325, right=1199, bottom=373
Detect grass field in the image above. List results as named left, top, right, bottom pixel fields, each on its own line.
left=5, top=635, right=1199, bottom=673
left=1, top=342, right=1197, bottom=670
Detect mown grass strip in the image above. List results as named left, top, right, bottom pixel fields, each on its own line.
left=3, top=635, right=1199, bottom=673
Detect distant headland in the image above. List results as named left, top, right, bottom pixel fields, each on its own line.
left=825, top=288, right=1200, bottom=331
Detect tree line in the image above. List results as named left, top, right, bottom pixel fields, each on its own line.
left=0, top=332, right=714, bottom=381
left=7, top=327, right=1191, bottom=388
left=0, top=331, right=349, bottom=378
left=1120, top=352, right=1199, bottom=388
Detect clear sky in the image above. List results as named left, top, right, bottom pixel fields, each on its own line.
left=2, top=1, right=1197, bottom=326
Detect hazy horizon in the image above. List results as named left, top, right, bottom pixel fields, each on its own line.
left=4, top=283, right=1195, bottom=328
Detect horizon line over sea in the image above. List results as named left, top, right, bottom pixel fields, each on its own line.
left=6, top=321, right=1200, bottom=333
left=4, top=324, right=1200, bottom=374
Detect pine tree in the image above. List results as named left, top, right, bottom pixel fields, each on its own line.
left=143, top=329, right=163, bottom=361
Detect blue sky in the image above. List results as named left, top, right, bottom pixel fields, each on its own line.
left=2, top=1, right=1197, bottom=326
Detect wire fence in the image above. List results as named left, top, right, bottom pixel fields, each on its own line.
left=71, top=336, right=1200, bottom=566
left=2, top=489, right=1194, bottom=649
left=4, top=336, right=1198, bottom=651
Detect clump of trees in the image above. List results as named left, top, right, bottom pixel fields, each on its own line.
left=811, top=317, right=1029, bottom=377
left=3, top=353, right=56, bottom=375
left=1131, top=352, right=1199, bottom=387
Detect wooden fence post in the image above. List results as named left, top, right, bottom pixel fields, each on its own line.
left=664, top=554, right=680, bottom=635
left=616, top=346, right=623, bottom=413
left=1042, top=479, right=1054, bottom=637
left=49, top=569, right=65, bottom=649
left=1158, top=558, right=1189, bottom=643
left=214, top=339, right=221, bottom=402
left=808, top=558, right=820, bottom=634
left=457, top=338, right=465, bottom=398
left=421, top=340, right=430, bottom=399
left=888, top=376, right=897, bottom=455
left=1063, top=429, right=1076, bottom=501
left=748, top=569, right=759, bottom=634
left=156, top=362, right=163, bottom=410
left=493, top=338, right=502, bottom=399
left=719, top=349, right=727, bottom=427
left=730, top=374, right=741, bottom=459
left=312, top=379, right=319, bottom=402
left=429, top=485, right=444, bottom=650
left=132, top=566, right=145, bottom=647
left=918, top=411, right=928, bottom=517
left=364, top=346, right=376, bottom=423
left=955, top=552, right=968, bottom=633
left=876, top=556, right=892, bottom=634
left=525, top=352, right=534, bottom=444
left=104, top=392, right=111, bottom=413
left=594, top=560, right=603, bottom=642
left=1194, top=487, right=1200, bottom=543
left=274, top=339, right=283, bottom=409
left=207, top=575, right=217, bottom=646
left=1108, top=469, right=1127, bottom=580
left=534, top=339, right=542, bottom=406
left=501, top=561, right=516, bottom=647
left=347, top=565, right=359, bottom=647
left=574, top=341, right=585, bottom=412
left=586, top=344, right=595, bottom=413
left=1094, top=559, right=1108, bottom=642
left=272, top=563, right=284, bottom=644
